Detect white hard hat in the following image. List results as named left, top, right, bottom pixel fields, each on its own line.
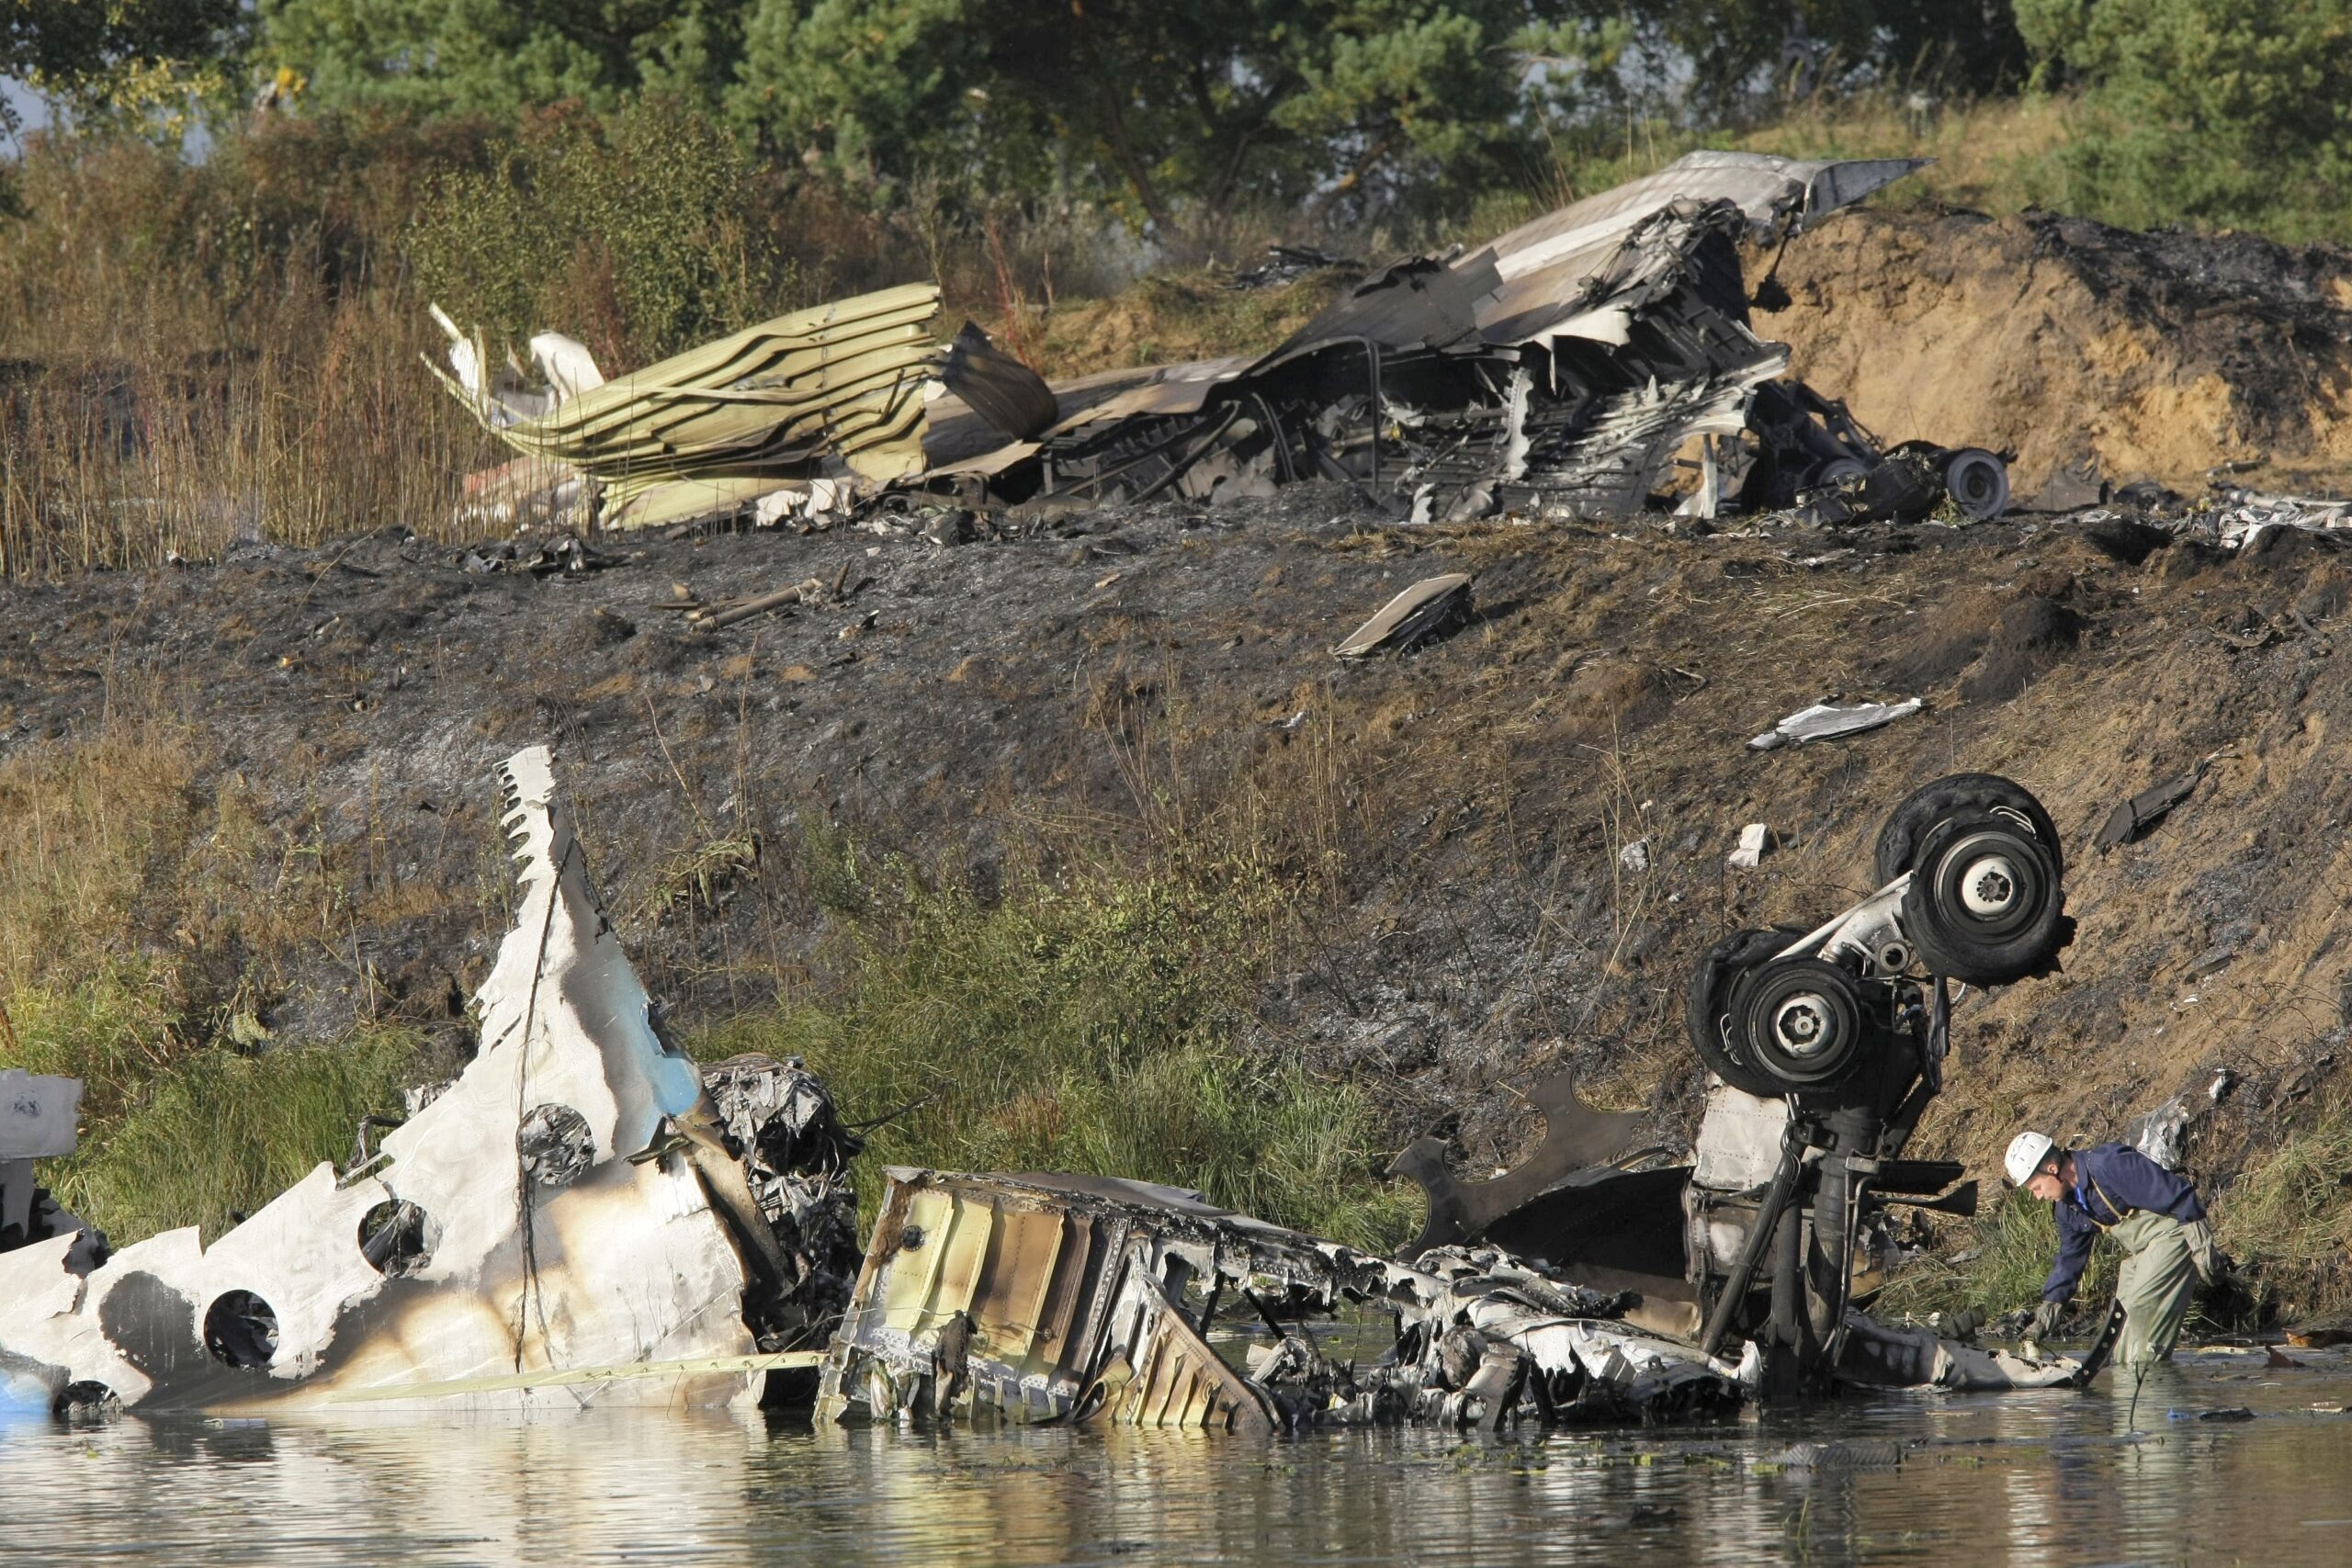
left=2005, top=1131, right=2056, bottom=1187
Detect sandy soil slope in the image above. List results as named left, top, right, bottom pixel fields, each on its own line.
left=1766, top=208, right=2352, bottom=495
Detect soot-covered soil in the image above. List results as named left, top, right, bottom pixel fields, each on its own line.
left=5, top=485, right=2350, bottom=1212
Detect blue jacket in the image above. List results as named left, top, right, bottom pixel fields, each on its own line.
left=2041, top=1142, right=2205, bottom=1303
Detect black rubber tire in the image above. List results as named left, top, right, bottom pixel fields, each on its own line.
left=1685, top=927, right=1803, bottom=1098
left=1900, top=814, right=2068, bottom=986
left=1873, top=773, right=2063, bottom=887
left=1942, top=448, right=2011, bottom=521
left=1729, top=957, right=1871, bottom=1090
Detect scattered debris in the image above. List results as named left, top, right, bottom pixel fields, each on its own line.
left=1747, top=696, right=1923, bottom=751
left=434, top=152, right=2013, bottom=536
left=1618, top=839, right=1651, bottom=874
left=684, top=577, right=829, bottom=633
left=1333, top=573, right=1474, bottom=658
left=2127, top=1094, right=2197, bottom=1170
left=2, top=767, right=2099, bottom=1427
left=2096, top=765, right=2208, bottom=852
left=1229, top=245, right=1361, bottom=291
left=2194, top=487, right=2352, bottom=550
left=813, top=1168, right=1739, bottom=1433
left=1726, top=823, right=1773, bottom=869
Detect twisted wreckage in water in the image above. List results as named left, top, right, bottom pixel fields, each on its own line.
left=438, top=151, right=2010, bottom=534
left=2, top=755, right=2098, bottom=1428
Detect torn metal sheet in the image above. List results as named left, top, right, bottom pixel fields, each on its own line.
left=1749, top=696, right=1923, bottom=750
left=922, top=152, right=1954, bottom=526
left=815, top=1168, right=1741, bottom=1433
left=430, top=285, right=958, bottom=529
left=1333, top=573, right=1473, bottom=658
left=0, top=748, right=848, bottom=1416
left=1, top=1069, right=79, bottom=1162
left=2096, top=768, right=2203, bottom=852
left=1836, top=1313, right=2085, bottom=1392
left=2, top=1072, right=96, bottom=1268
left=940, top=321, right=1058, bottom=440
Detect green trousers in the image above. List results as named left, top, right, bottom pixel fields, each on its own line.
left=2109, top=1210, right=2199, bottom=1368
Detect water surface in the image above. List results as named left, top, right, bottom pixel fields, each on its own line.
left=6, top=1346, right=2349, bottom=1565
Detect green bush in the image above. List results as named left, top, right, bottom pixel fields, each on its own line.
left=694, top=832, right=1416, bottom=1252
left=41, top=1026, right=424, bottom=1247
left=409, top=96, right=800, bottom=368
left=2017, top=0, right=2352, bottom=241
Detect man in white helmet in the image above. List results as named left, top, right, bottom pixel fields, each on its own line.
left=2004, top=1130, right=2217, bottom=1368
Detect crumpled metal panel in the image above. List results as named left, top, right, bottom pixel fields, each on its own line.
left=816, top=1168, right=1745, bottom=1435
left=1482, top=150, right=1928, bottom=295
left=0, top=747, right=767, bottom=1416
left=432, top=284, right=948, bottom=529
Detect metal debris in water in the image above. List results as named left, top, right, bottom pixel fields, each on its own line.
left=0, top=747, right=857, bottom=1416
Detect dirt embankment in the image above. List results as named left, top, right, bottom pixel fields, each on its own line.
left=5, top=488, right=2350, bottom=1233
left=7, top=209, right=2352, bottom=1280
left=1764, top=209, right=2352, bottom=496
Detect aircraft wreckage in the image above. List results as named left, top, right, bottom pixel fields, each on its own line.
left=2, top=758, right=2096, bottom=1427
left=435, top=150, right=2008, bottom=534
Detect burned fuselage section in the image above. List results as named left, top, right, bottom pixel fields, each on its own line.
left=815, top=1169, right=1740, bottom=1434
left=922, top=151, right=2006, bottom=527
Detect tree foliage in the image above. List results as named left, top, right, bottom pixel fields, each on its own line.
left=3, top=1, right=246, bottom=134
left=1596, top=1, right=2028, bottom=119
left=2016, top=0, right=2352, bottom=234
left=253, top=0, right=1634, bottom=228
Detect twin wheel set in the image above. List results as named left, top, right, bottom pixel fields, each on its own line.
left=1688, top=774, right=2070, bottom=1099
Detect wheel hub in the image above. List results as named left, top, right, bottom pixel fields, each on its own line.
left=1960, top=852, right=2019, bottom=917
left=1772, top=994, right=1835, bottom=1056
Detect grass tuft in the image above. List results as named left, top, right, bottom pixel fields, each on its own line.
left=43, top=1027, right=423, bottom=1246
left=695, top=828, right=1417, bottom=1252
left=2213, top=1096, right=2352, bottom=1320
left=1875, top=1187, right=2117, bottom=1321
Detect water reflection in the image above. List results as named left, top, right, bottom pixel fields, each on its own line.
left=5, top=1348, right=2350, bottom=1565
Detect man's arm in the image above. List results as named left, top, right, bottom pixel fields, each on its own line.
left=2042, top=1203, right=2095, bottom=1303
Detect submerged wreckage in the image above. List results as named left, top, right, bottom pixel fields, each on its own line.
left=438, top=151, right=2008, bottom=534
left=2, top=757, right=2091, bottom=1427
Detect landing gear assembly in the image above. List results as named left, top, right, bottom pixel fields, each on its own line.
left=1682, top=773, right=2072, bottom=1391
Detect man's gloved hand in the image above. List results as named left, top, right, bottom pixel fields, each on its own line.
left=2030, top=1299, right=2065, bottom=1342
left=2180, top=1218, right=2219, bottom=1281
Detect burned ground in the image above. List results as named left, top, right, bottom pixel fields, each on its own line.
left=6, top=198, right=2352, bottom=1309
left=6, top=480, right=2350, bottom=1280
